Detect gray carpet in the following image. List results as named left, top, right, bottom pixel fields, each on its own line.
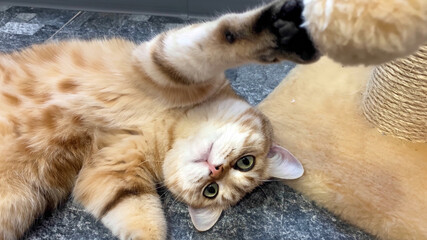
left=0, top=6, right=374, bottom=240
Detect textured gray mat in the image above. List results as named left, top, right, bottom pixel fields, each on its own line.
left=0, top=6, right=374, bottom=240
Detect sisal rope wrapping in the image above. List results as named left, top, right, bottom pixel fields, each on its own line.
left=362, top=45, right=427, bottom=143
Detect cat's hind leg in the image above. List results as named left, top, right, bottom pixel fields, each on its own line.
left=0, top=113, right=92, bottom=239
left=74, top=135, right=166, bottom=240
left=0, top=117, right=45, bottom=239
left=0, top=152, right=79, bottom=240
left=0, top=169, right=46, bottom=240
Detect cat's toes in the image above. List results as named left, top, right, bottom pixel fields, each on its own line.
left=273, top=19, right=298, bottom=45
left=276, top=0, right=304, bottom=23
left=264, top=0, right=320, bottom=62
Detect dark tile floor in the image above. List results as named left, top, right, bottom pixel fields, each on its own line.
left=0, top=6, right=374, bottom=240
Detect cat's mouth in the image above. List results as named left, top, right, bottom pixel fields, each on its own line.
left=194, top=143, right=213, bottom=164
left=193, top=143, right=224, bottom=178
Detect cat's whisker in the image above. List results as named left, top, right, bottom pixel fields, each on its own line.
left=155, top=173, right=187, bottom=207
left=155, top=183, right=166, bottom=189
left=158, top=189, right=169, bottom=199
left=256, top=186, right=268, bottom=199
left=169, top=190, right=185, bottom=209
left=260, top=179, right=283, bottom=183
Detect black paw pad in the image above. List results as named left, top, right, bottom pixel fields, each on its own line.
left=255, top=0, right=319, bottom=62
left=278, top=0, right=304, bottom=24
left=273, top=20, right=298, bottom=45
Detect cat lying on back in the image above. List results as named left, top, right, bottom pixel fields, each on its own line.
left=0, top=0, right=318, bottom=239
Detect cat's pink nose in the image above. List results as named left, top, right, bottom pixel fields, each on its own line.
left=209, top=164, right=223, bottom=178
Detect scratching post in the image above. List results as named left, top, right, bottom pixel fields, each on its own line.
left=362, top=45, right=427, bottom=142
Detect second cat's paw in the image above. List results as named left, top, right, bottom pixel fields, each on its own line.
left=272, top=0, right=303, bottom=45
left=256, top=0, right=320, bottom=63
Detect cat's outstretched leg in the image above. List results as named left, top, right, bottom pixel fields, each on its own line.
left=0, top=171, right=46, bottom=240
left=74, top=135, right=166, bottom=240
left=0, top=149, right=82, bottom=239
left=133, top=0, right=318, bottom=107
left=0, top=109, right=93, bottom=239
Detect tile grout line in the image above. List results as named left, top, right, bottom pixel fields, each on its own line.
left=46, top=11, right=82, bottom=41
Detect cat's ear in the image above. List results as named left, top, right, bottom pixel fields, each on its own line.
left=267, top=144, right=304, bottom=179
left=188, top=206, right=222, bottom=231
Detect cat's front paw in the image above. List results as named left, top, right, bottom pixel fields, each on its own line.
left=257, top=0, right=320, bottom=63
left=272, top=0, right=303, bottom=43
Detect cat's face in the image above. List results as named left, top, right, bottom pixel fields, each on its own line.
left=163, top=98, right=304, bottom=231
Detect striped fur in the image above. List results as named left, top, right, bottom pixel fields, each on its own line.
left=0, top=0, right=310, bottom=239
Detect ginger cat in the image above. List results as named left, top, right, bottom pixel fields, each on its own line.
left=0, top=0, right=318, bottom=239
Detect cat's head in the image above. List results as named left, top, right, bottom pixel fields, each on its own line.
left=163, top=97, right=303, bottom=231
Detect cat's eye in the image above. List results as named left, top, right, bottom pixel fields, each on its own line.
left=234, top=155, right=255, bottom=172
left=203, top=182, right=219, bottom=199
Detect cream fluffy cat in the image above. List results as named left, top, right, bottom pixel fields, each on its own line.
left=0, top=0, right=318, bottom=239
